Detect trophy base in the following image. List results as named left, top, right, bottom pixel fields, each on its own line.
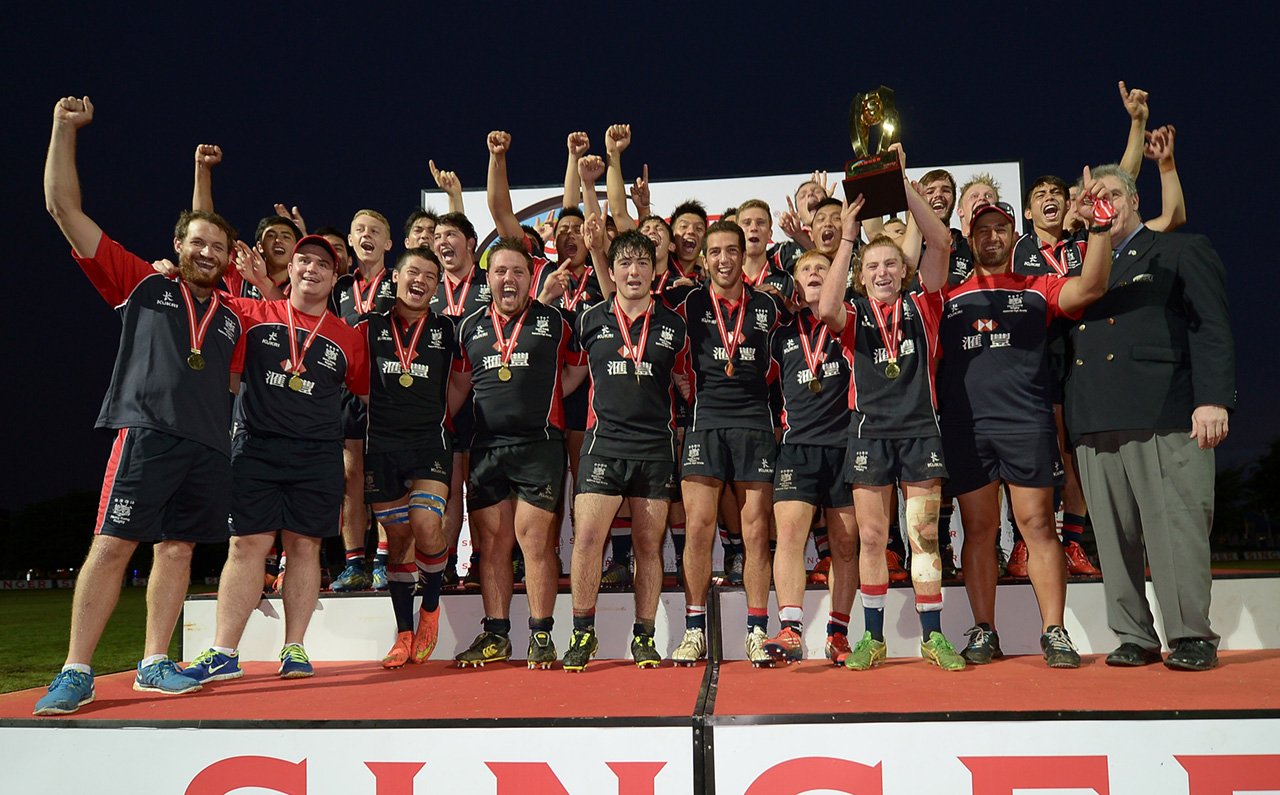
left=843, top=153, right=907, bottom=218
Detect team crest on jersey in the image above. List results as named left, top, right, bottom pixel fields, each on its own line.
left=430, top=328, right=444, bottom=349
left=1005, top=294, right=1026, bottom=313
left=657, top=326, right=675, bottom=349
left=972, top=319, right=998, bottom=333
left=264, top=331, right=281, bottom=347
left=477, top=284, right=492, bottom=300
left=157, top=291, right=180, bottom=309
left=109, top=497, right=135, bottom=525
left=533, top=315, right=552, bottom=337
left=754, top=308, right=770, bottom=331
left=319, top=344, right=340, bottom=371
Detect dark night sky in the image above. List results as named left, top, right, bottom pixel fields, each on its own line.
left=2, top=5, right=1274, bottom=509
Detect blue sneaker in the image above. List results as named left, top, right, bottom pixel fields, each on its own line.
left=184, top=648, right=244, bottom=682
left=33, top=669, right=95, bottom=716
left=372, top=563, right=389, bottom=591
left=331, top=560, right=372, bottom=591
left=133, top=659, right=202, bottom=695
left=278, top=644, right=314, bottom=679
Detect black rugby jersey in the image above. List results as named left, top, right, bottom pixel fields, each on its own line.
left=429, top=265, right=492, bottom=319
left=771, top=308, right=854, bottom=447
left=1013, top=231, right=1087, bottom=278
left=223, top=267, right=290, bottom=301
left=532, top=261, right=605, bottom=314
left=938, top=272, right=1076, bottom=434
left=919, top=229, right=975, bottom=287
left=76, top=234, right=245, bottom=456
left=577, top=298, right=689, bottom=460
left=362, top=309, right=458, bottom=453
left=843, top=292, right=944, bottom=439
left=675, top=284, right=780, bottom=432
left=332, top=267, right=398, bottom=325
left=230, top=299, right=369, bottom=442
left=744, top=259, right=797, bottom=304
left=456, top=301, right=585, bottom=448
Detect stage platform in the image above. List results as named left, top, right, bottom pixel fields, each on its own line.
left=5, top=575, right=1280, bottom=793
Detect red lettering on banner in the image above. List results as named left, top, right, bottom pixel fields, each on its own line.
left=744, top=757, right=883, bottom=794
left=487, top=761, right=663, bottom=794
left=1177, top=754, right=1280, bottom=794
left=959, top=755, right=1109, bottom=795
left=366, top=761, right=426, bottom=795
left=185, top=755, right=306, bottom=795
left=607, top=761, right=668, bottom=794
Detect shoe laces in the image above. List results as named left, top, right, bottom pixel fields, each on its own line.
left=280, top=645, right=309, bottom=664
left=965, top=625, right=995, bottom=646
left=927, top=632, right=959, bottom=655
left=148, top=659, right=182, bottom=678
left=828, top=634, right=851, bottom=652
left=191, top=648, right=218, bottom=666
left=569, top=629, right=594, bottom=649
left=1044, top=626, right=1076, bottom=651
left=51, top=669, right=91, bottom=690
left=852, top=634, right=879, bottom=654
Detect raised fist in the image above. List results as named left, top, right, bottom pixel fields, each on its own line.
left=487, top=131, right=511, bottom=156
left=567, top=131, right=589, bottom=157
left=195, top=144, right=222, bottom=168
left=605, top=124, right=631, bottom=155
left=53, top=96, right=94, bottom=129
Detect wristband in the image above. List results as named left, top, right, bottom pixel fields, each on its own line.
left=1087, top=223, right=1113, bottom=235
left=841, top=237, right=859, bottom=244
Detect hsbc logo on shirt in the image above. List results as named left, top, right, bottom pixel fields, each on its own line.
left=972, top=319, right=998, bottom=333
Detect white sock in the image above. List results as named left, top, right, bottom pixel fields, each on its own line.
left=212, top=646, right=236, bottom=656
left=62, top=663, right=92, bottom=675
left=140, top=654, right=166, bottom=668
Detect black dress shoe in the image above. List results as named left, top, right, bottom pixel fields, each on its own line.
left=1105, top=642, right=1163, bottom=667
left=1164, top=638, right=1218, bottom=671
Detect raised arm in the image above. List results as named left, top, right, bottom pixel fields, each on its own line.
left=578, top=154, right=605, bottom=220
left=630, top=164, right=651, bottom=221
left=1142, top=125, right=1186, bottom=232
left=583, top=212, right=613, bottom=298
left=430, top=159, right=466, bottom=215
left=1058, top=167, right=1115, bottom=315
left=604, top=124, right=636, bottom=231
left=486, top=130, right=524, bottom=239
left=45, top=96, right=104, bottom=258
left=192, top=144, right=221, bottom=212
left=818, top=196, right=865, bottom=332
left=1117, top=80, right=1149, bottom=179
left=563, top=131, right=588, bottom=210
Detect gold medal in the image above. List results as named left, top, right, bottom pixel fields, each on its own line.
left=398, top=372, right=414, bottom=388
left=885, top=360, right=901, bottom=379
left=808, top=377, right=823, bottom=394
left=497, top=365, right=512, bottom=382
left=724, top=361, right=735, bottom=377
left=288, top=374, right=304, bottom=391
left=187, top=351, right=205, bottom=371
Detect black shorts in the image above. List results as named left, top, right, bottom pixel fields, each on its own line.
left=231, top=435, right=345, bottom=538
left=342, top=390, right=367, bottom=441
left=563, top=383, right=589, bottom=432
left=365, top=446, right=453, bottom=504
left=468, top=439, right=565, bottom=512
left=95, top=428, right=231, bottom=544
left=449, top=394, right=476, bottom=452
left=681, top=427, right=776, bottom=484
left=773, top=444, right=852, bottom=508
left=577, top=453, right=676, bottom=500
left=941, top=428, right=1063, bottom=497
left=846, top=436, right=949, bottom=487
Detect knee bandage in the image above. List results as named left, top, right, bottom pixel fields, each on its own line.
left=905, top=493, right=943, bottom=585
left=373, top=505, right=410, bottom=527
left=409, top=490, right=447, bottom=518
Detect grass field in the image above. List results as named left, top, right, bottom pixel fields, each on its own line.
left=0, top=586, right=213, bottom=695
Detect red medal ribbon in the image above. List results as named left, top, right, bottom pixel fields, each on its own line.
left=1039, top=240, right=1069, bottom=276
left=284, top=300, right=329, bottom=375
left=443, top=267, right=474, bottom=315
left=868, top=295, right=902, bottom=364
left=653, top=269, right=670, bottom=296
left=796, top=311, right=830, bottom=381
left=491, top=305, right=529, bottom=370
left=562, top=266, right=594, bottom=311
left=745, top=263, right=771, bottom=288
left=611, top=297, right=653, bottom=374
left=178, top=280, right=220, bottom=356
left=352, top=269, right=386, bottom=314
left=390, top=311, right=428, bottom=379
left=710, top=290, right=747, bottom=368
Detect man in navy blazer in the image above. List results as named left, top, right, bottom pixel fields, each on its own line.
left=1065, top=164, right=1234, bottom=671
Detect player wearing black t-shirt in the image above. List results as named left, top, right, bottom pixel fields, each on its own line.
left=673, top=221, right=782, bottom=667
left=360, top=249, right=458, bottom=670
left=562, top=231, right=690, bottom=671
left=34, top=97, right=246, bottom=716
left=187, top=236, right=370, bottom=685
left=761, top=249, right=858, bottom=667
left=940, top=188, right=1114, bottom=670
left=821, top=174, right=965, bottom=673
left=450, top=239, right=588, bottom=669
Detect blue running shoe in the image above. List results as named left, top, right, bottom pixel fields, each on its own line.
left=134, top=659, right=202, bottom=695
left=372, top=563, right=389, bottom=591
left=33, top=669, right=95, bottom=716
left=331, top=560, right=372, bottom=591
left=278, top=644, right=314, bottom=678
left=184, top=648, right=244, bottom=682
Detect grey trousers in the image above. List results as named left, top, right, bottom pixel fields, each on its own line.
left=1075, top=429, right=1218, bottom=650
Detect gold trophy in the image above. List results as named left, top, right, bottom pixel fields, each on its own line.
left=843, top=86, right=907, bottom=217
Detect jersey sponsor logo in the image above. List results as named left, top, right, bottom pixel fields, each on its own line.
left=713, top=346, right=755, bottom=362
left=684, top=444, right=703, bottom=467
left=109, top=497, right=135, bottom=525
left=481, top=352, right=529, bottom=371
left=972, top=319, right=998, bottom=332
left=318, top=344, right=340, bottom=371
left=264, top=331, right=281, bottom=348
left=873, top=341, right=913, bottom=364
left=607, top=360, right=652, bottom=377
left=382, top=360, right=431, bottom=378
left=265, top=370, right=315, bottom=395
left=157, top=290, right=180, bottom=310
left=961, top=334, right=983, bottom=351
left=1004, top=294, right=1026, bottom=313
left=989, top=332, right=1011, bottom=348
